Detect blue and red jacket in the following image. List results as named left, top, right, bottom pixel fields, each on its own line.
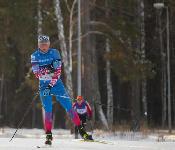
left=31, top=48, right=61, bottom=89
left=73, top=100, right=92, bottom=117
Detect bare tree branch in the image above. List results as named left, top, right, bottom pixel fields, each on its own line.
left=89, top=21, right=121, bottom=38
left=69, top=0, right=77, bottom=72
left=71, top=31, right=108, bottom=42
left=64, top=0, right=71, bottom=12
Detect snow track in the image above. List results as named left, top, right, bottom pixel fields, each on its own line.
left=0, top=128, right=175, bottom=150
left=1, top=138, right=175, bottom=150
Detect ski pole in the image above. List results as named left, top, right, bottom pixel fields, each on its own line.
left=59, top=80, right=75, bottom=102
left=9, top=91, right=39, bottom=142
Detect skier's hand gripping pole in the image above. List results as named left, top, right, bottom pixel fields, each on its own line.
left=9, top=91, right=39, bottom=142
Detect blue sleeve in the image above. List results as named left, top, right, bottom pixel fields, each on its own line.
left=31, top=54, right=39, bottom=74
left=53, top=49, right=61, bottom=60
left=52, top=49, right=62, bottom=69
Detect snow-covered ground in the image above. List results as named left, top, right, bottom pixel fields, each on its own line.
left=0, top=128, right=175, bottom=150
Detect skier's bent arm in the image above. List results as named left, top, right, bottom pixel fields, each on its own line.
left=49, top=66, right=61, bottom=87
left=85, top=101, right=93, bottom=118
left=49, top=50, right=62, bottom=87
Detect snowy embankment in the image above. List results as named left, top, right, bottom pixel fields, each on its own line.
left=0, top=128, right=175, bottom=150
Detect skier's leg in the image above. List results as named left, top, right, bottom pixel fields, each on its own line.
left=40, top=94, right=53, bottom=145
left=75, top=114, right=83, bottom=139
left=40, top=94, right=53, bottom=133
left=56, top=93, right=81, bottom=126
left=52, top=80, right=81, bottom=126
left=81, top=114, right=87, bottom=128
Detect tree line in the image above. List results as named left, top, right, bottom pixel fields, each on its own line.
left=0, top=0, right=175, bottom=131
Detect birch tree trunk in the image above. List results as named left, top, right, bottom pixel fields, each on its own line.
left=69, top=0, right=77, bottom=73
left=139, top=0, right=147, bottom=121
left=54, top=0, right=73, bottom=97
left=37, top=0, right=42, bottom=35
left=54, top=0, right=73, bottom=131
left=105, top=0, right=114, bottom=127
left=106, top=39, right=114, bottom=126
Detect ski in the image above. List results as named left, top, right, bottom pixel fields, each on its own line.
left=73, top=139, right=112, bottom=145
left=36, top=145, right=52, bottom=149
left=84, top=139, right=110, bottom=144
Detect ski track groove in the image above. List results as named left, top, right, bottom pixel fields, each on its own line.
left=0, top=138, right=175, bottom=150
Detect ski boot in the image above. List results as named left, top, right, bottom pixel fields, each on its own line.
left=78, top=125, right=93, bottom=141
left=45, top=131, right=53, bottom=145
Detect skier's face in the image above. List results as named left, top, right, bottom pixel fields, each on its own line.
left=77, top=99, right=82, bottom=104
left=38, top=42, right=50, bottom=52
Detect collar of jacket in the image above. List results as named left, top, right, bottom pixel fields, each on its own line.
left=38, top=48, right=50, bottom=54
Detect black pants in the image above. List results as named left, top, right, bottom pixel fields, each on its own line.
left=75, top=114, right=87, bottom=138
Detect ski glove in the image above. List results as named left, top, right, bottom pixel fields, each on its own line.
left=43, top=85, right=52, bottom=96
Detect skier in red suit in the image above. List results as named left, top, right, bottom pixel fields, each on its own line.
left=73, top=96, right=93, bottom=139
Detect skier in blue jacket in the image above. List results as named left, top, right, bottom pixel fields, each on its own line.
left=31, top=35, right=93, bottom=145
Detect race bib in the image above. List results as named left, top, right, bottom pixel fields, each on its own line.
left=77, top=108, right=87, bottom=114
left=39, top=73, right=54, bottom=80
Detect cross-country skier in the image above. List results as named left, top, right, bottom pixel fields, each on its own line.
left=73, top=96, right=92, bottom=139
left=31, top=35, right=93, bottom=145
